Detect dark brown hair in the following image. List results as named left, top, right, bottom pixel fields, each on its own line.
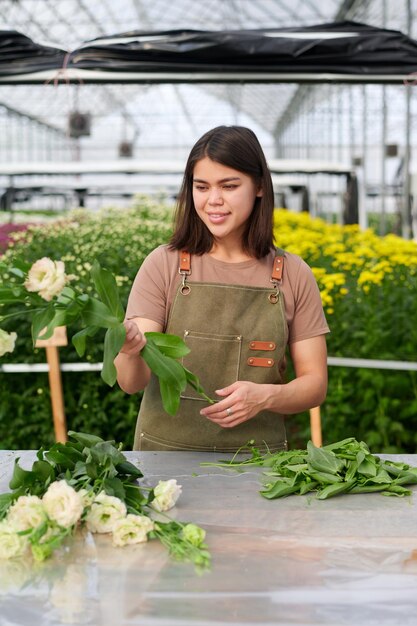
left=169, top=125, right=274, bottom=258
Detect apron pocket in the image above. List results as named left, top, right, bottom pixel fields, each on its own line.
left=180, top=330, right=242, bottom=401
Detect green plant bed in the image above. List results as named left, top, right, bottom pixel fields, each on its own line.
left=1, top=202, right=417, bottom=452
left=0, top=372, right=141, bottom=450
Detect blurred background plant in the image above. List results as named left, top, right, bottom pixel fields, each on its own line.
left=1, top=199, right=417, bottom=452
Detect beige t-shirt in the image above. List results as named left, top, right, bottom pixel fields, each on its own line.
left=126, top=245, right=329, bottom=344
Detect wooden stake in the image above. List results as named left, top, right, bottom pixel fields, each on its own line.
left=35, top=326, right=68, bottom=443
left=45, top=346, right=67, bottom=443
left=309, top=406, right=322, bottom=447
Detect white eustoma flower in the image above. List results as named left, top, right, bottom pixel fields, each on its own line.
left=7, top=495, right=46, bottom=531
left=0, top=521, right=27, bottom=559
left=151, top=479, right=182, bottom=512
left=24, top=257, right=69, bottom=301
left=42, top=481, right=84, bottom=528
left=112, top=514, right=154, bottom=547
left=0, top=329, right=17, bottom=358
left=85, top=492, right=127, bottom=534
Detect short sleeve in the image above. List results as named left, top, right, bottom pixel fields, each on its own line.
left=288, top=258, right=330, bottom=344
left=125, top=246, right=171, bottom=327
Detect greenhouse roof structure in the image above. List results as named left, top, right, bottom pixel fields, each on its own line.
left=0, top=0, right=416, bottom=237
left=0, top=0, right=416, bottom=156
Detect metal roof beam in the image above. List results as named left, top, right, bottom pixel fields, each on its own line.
left=0, top=102, right=66, bottom=135
left=273, top=0, right=373, bottom=139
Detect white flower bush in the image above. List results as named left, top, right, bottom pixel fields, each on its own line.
left=24, top=257, right=70, bottom=301
left=0, top=329, right=17, bottom=358
left=42, top=481, right=84, bottom=528
left=151, top=479, right=182, bottom=512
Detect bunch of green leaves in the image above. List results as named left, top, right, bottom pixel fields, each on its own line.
left=0, top=258, right=213, bottom=415
left=0, top=431, right=145, bottom=519
left=142, top=332, right=214, bottom=414
left=0, top=431, right=211, bottom=569
left=205, top=437, right=417, bottom=500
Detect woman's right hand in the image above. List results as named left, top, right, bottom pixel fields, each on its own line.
left=119, top=320, right=147, bottom=356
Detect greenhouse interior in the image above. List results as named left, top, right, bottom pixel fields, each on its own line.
left=1, top=1, right=417, bottom=624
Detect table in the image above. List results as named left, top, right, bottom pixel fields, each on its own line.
left=1, top=450, right=417, bottom=626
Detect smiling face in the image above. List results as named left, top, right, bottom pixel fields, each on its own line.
left=192, top=157, right=262, bottom=248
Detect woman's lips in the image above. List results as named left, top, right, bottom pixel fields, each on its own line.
left=207, top=212, right=230, bottom=224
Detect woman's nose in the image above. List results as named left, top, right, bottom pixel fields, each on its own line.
left=208, top=187, right=223, bottom=204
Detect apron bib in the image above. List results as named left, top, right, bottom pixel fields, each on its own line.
left=134, top=251, right=289, bottom=452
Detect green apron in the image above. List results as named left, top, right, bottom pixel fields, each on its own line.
left=134, top=251, right=289, bottom=452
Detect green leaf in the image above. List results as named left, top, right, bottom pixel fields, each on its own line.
left=349, top=483, right=392, bottom=494
left=159, top=377, right=181, bottom=416
left=89, top=441, right=126, bottom=467
left=260, top=479, right=300, bottom=499
left=9, top=267, right=26, bottom=279
left=124, top=484, right=148, bottom=512
left=323, top=438, right=357, bottom=451
left=9, top=458, right=36, bottom=490
left=102, top=477, right=126, bottom=499
left=382, top=485, right=411, bottom=497
left=145, top=332, right=190, bottom=358
left=68, top=431, right=105, bottom=447
left=183, top=367, right=214, bottom=403
left=91, top=260, right=125, bottom=322
left=31, top=306, right=55, bottom=343
left=141, top=339, right=187, bottom=411
left=299, top=480, right=318, bottom=495
left=317, top=480, right=356, bottom=499
left=101, top=323, right=126, bottom=386
left=81, top=297, right=121, bottom=329
left=0, top=286, right=26, bottom=303
left=115, top=460, right=143, bottom=479
left=344, top=460, right=358, bottom=482
left=356, top=457, right=377, bottom=478
left=307, top=441, right=345, bottom=475
left=393, top=470, right=417, bottom=485
left=0, top=492, right=17, bottom=519
left=44, top=449, right=75, bottom=470
left=72, top=326, right=100, bottom=357
left=31, top=460, right=55, bottom=485
left=310, top=471, right=343, bottom=485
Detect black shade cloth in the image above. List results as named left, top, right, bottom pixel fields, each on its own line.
left=0, top=30, right=66, bottom=76
left=67, top=21, right=417, bottom=75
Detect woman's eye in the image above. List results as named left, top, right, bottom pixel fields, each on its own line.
left=194, top=185, right=208, bottom=191
left=223, top=184, right=237, bottom=190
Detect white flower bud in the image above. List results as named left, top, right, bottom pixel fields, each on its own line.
left=151, top=479, right=182, bottom=512
left=0, top=329, right=17, bottom=358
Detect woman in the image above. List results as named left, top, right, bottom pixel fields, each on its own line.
left=115, top=126, right=329, bottom=452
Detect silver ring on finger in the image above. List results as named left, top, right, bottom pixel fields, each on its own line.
left=226, top=407, right=233, bottom=417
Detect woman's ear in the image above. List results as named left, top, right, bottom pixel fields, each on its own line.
left=256, top=187, right=264, bottom=198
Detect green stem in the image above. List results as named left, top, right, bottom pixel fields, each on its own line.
left=0, top=307, right=46, bottom=322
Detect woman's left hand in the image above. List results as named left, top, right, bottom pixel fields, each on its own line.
left=199, top=381, right=266, bottom=428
